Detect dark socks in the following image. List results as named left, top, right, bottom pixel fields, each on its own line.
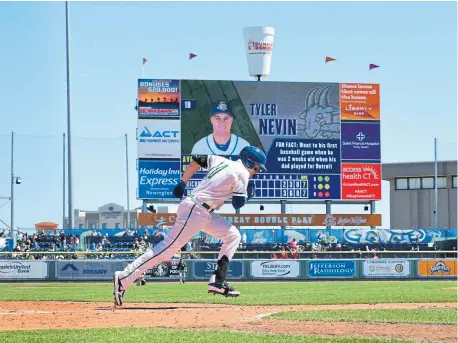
left=214, top=255, right=229, bottom=284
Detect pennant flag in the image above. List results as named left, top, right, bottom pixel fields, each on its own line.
left=325, top=56, right=336, bottom=63
left=142, top=57, right=147, bottom=65
left=369, top=63, right=379, bottom=70
left=189, top=53, right=197, bottom=60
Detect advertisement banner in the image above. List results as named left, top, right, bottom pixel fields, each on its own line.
left=138, top=213, right=382, bottom=227
left=144, top=260, right=181, bottom=279
left=180, top=80, right=342, bottom=201
left=0, top=261, right=48, bottom=279
left=57, top=260, right=180, bottom=280
left=342, top=228, right=457, bottom=244
left=137, top=79, right=381, bottom=201
left=340, top=83, right=380, bottom=121
left=250, top=260, right=300, bottom=278
left=138, top=160, right=181, bottom=199
left=417, top=260, right=457, bottom=278
left=243, top=26, right=275, bottom=77
left=137, top=79, right=181, bottom=118
left=137, top=119, right=181, bottom=159
left=341, top=163, right=382, bottom=200
left=341, top=122, right=381, bottom=161
left=192, top=260, right=244, bottom=280
left=57, top=261, right=127, bottom=280
left=307, top=260, right=356, bottom=278
left=362, top=259, right=410, bottom=278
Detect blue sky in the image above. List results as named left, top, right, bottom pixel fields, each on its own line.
left=0, top=1, right=456, bottom=230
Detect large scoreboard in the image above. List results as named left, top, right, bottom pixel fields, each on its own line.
left=137, top=80, right=381, bottom=201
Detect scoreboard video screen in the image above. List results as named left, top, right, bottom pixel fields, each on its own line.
left=137, top=79, right=382, bottom=201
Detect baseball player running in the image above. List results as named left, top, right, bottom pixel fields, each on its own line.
left=113, top=146, right=267, bottom=306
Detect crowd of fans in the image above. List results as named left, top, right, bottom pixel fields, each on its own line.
left=0, top=228, right=453, bottom=261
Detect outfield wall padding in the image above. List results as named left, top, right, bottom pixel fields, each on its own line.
left=0, top=259, right=456, bottom=281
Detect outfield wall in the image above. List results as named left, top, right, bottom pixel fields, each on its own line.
left=0, top=259, right=456, bottom=282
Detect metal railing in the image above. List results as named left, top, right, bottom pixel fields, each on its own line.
left=0, top=250, right=456, bottom=260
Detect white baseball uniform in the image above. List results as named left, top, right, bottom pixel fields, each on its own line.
left=191, top=134, right=250, bottom=156
left=118, top=155, right=249, bottom=290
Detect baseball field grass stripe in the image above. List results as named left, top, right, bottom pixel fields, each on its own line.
left=0, top=281, right=455, bottom=305
left=0, top=328, right=426, bottom=343
left=268, top=308, right=457, bottom=324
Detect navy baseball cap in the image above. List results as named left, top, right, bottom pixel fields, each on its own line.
left=210, top=101, right=233, bottom=117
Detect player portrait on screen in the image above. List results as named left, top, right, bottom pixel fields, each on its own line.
left=191, top=101, right=250, bottom=156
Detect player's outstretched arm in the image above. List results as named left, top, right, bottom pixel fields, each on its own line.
left=181, top=161, right=201, bottom=183
left=173, top=156, right=208, bottom=198
left=173, top=161, right=200, bottom=198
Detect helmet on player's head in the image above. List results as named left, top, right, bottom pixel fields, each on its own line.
left=238, top=146, right=267, bottom=172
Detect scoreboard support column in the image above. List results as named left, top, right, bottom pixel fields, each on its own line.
left=235, top=208, right=241, bottom=230
left=325, top=200, right=332, bottom=230
left=141, top=200, right=148, bottom=229
left=370, top=201, right=376, bottom=230
left=280, top=200, right=286, bottom=231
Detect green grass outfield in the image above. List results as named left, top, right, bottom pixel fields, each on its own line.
left=0, top=281, right=456, bottom=343
left=0, top=280, right=456, bottom=305
left=0, top=328, right=429, bottom=343
left=270, top=308, right=457, bottom=324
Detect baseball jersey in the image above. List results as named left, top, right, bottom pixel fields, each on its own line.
left=190, top=155, right=250, bottom=209
left=191, top=134, right=250, bottom=156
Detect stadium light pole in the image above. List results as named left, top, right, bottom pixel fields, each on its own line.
left=65, top=1, right=73, bottom=229
left=125, top=133, right=130, bottom=229
left=434, top=138, right=438, bottom=229
left=10, top=132, right=14, bottom=244
left=10, top=132, right=21, bottom=247
left=63, top=133, right=66, bottom=230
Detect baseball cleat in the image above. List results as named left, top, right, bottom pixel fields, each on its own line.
left=207, top=281, right=240, bottom=298
left=113, top=271, right=125, bottom=306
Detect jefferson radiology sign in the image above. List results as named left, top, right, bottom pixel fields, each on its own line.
left=307, top=260, right=356, bottom=278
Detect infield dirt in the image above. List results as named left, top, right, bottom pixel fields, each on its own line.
left=0, top=301, right=456, bottom=342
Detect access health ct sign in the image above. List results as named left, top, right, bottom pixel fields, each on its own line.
left=137, top=119, right=181, bottom=159
left=138, top=160, right=181, bottom=199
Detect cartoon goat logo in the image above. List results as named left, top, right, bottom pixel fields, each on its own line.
left=297, top=85, right=340, bottom=139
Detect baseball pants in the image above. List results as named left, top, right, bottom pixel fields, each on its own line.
left=118, top=197, right=241, bottom=290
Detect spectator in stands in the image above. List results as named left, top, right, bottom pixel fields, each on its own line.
left=290, top=247, right=299, bottom=259
left=280, top=246, right=288, bottom=259
left=240, top=232, right=247, bottom=250
left=102, top=235, right=112, bottom=249
left=271, top=252, right=277, bottom=259
left=289, top=238, right=297, bottom=250
left=133, top=239, right=139, bottom=250
left=317, top=231, right=325, bottom=242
